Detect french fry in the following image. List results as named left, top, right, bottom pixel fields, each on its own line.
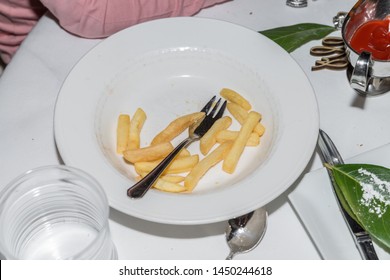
left=216, top=130, right=260, bottom=146
left=220, top=88, right=252, bottom=111
left=200, top=116, right=232, bottom=155
left=178, top=148, right=191, bottom=157
left=227, top=103, right=265, bottom=136
left=134, top=155, right=199, bottom=175
left=116, top=114, right=130, bottom=154
left=138, top=172, right=185, bottom=183
left=116, top=88, right=266, bottom=194
left=158, top=175, right=185, bottom=183
left=151, top=112, right=205, bottom=145
left=152, top=179, right=187, bottom=193
left=185, top=141, right=232, bottom=191
left=227, top=103, right=244, bottom=122
left=127, top=108, right=147, bottom=150
left=123, top=142, right=174, bottom=163
left=223, top=111, right=262, bottom=174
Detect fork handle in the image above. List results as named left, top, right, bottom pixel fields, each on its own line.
left=127, top=137, right=196, bottom=198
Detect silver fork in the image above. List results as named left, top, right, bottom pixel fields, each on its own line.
left=127, top=96, right=227, bottom=199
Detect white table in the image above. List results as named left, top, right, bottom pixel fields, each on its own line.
left=2, top=0, right=389, bottom=260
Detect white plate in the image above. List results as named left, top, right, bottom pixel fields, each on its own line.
left=54, top=17, right=319, bottom=225
left=288, top=143, right=390, bottom=259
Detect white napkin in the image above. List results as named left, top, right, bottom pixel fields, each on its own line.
left=0, top=14, right=100, bottom=186
left=289, top=143, right=390, bottom=259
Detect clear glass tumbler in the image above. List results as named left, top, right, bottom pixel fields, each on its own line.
left=0, top=165, right=117, bottom=259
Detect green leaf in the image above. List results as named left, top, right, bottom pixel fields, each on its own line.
left=330, top=164, right=390, bottom=249
left=324, top=164, right=360, bottom=224
left=259, top=23, right=336, bottom=53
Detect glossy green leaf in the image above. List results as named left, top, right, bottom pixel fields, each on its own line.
left=259, top=23, right=336, bottom=53
left=330, top=164, right=390, bottom=249
left=325, top=164, right=360, bottom=224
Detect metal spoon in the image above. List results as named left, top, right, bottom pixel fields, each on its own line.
left=225, top=207, right=268, bottom=260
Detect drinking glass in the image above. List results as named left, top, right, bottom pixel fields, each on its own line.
left=0, top=165, right=117, bottom=259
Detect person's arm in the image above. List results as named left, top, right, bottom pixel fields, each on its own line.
left=40, top=0, right=229, bottom=38
left=0, top=0, right=46, bottom=63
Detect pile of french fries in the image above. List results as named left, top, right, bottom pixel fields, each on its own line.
left=116, top=88, right=265, bottom=193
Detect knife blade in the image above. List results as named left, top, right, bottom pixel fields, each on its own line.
left=317, top=129, right=378, bottom=260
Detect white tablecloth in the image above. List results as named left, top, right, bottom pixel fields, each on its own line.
left=2, top=0, right=389, bottom=260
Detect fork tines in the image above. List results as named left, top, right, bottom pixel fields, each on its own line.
left=202, top=96, right=227, bottom=118
left=193, top=96, right=227, bottom=137
left=213, top=99, right=227, bottom=119
left=200, top=96, right=217, bottom=113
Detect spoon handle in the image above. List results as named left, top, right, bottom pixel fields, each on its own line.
left=225, top=251, right=235, bottom=260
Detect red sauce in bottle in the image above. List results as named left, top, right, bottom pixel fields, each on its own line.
left=349, top=19, right=390, bottom=61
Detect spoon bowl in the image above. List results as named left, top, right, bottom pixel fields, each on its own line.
left=225, top=207, right=268, bottom=260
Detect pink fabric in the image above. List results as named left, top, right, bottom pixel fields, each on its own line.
left=0, top=0, right=228, bottom=64
left=0, top=0, right=45, bottom=63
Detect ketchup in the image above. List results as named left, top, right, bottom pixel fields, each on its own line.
left=349, top=19, right=390, bottom=61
